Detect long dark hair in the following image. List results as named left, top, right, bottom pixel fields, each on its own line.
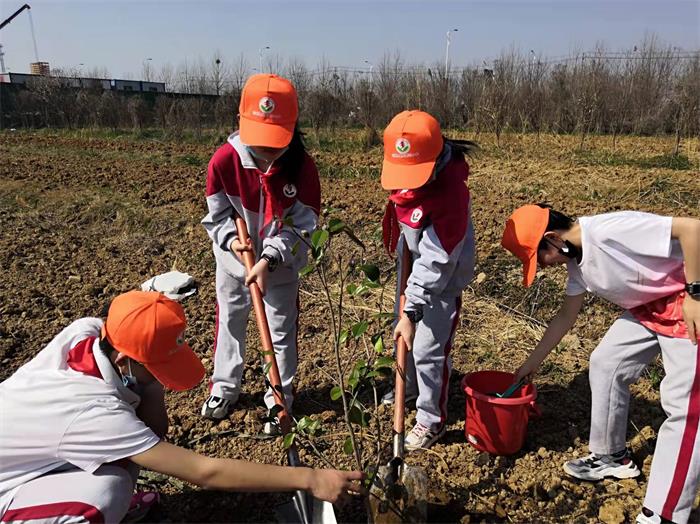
left=536, top=203, right=575, bottom=250
left=444, top=137, right=480, bottom=160
left=277, top=126, right=307, bottom=183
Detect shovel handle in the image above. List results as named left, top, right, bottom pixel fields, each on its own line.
left=234, top=217, right=292, bottom=435
left=393, top=245, right=412, bottom=437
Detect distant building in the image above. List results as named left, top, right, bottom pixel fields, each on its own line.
left=112, top=79, right=165, bottom=93
left=0, top=72, right=165, bottom=93
left=30, top=62, right=50, bottom=76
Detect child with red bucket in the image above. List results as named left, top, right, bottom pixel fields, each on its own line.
left=501, top=204, right=700, bottom=524
left=380, top=110, right=477, bottom=451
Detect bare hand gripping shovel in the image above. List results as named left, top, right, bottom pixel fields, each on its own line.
left=235, top=217, right=337, bottom=524
left=370, top=246, right=428, bottom=523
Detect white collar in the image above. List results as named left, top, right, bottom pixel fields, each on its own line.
left=228, top=132, right=258, bottom=170
left=92, top=338, right=141, bottom=407
left=228, top=132, right=275, bottom=173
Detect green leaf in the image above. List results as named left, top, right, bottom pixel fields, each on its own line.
left=343, top=436, right=354, bottom=455
left=262, top=361, right=272, bottom=375
left=372, top=335, right=384, bottom=353
left=328, top=218, right=346, bottom=234
left=291, top=240, right=300, bottom=256
left=297, top=416, right=312, bottom=431
left=349, top=405, right=370, bottom=427
left=346, top=283, right=358, bottom=295
left=339, top=329, right=349, bottom=345
left=330, top=386, right=343, bottom=401
left=311, top=229, right=329, bottom=249
left=299, top=264, right=315, bottom=277
left=308, top=419, right=321, bottom=435
left=374, top=356, right=395, bottom=370
left=283, top=432, right=296, bottom=449
left=359, top=264, right=380, bottom=282
left=351, top=320, right=369, bottom=339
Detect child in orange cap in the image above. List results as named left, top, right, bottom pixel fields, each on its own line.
left=501, top=204, right=700, bottom=524
left=0, top=291, right=363, bottom=523
left=381, top=110, right=478, bottom=451
left=201, top=74, right=320, bottom=431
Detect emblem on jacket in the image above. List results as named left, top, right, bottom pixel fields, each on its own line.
left=283, top=184, right=297, bottom=197
left=410, top=208, right=423, bottom=223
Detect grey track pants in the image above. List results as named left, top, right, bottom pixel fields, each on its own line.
left=394, top=270, right=462, bottom=432
left=588, top=311, right=700, bottom=524
left=211, top=262, right=298, bottom=411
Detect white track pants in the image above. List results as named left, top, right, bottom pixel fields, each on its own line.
left=211, top=262, right=298, bottom=411
left=1, top=465, right=135, bottom=524
left=588, top=312, right=700, bottom=523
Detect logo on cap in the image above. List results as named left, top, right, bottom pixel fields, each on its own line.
left=259, top=97, right=275, bottom=114
left=395, top=138, right=411, bottom=154
left=410, top=208, right=423, bottom=224
left=283, top=183, right=297, bottom=197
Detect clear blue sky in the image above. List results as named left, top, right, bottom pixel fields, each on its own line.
left=1, top=0, right=698, bottom=77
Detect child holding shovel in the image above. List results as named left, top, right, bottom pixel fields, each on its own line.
left=201, top=74, right=320, bottom=431
left=501, top=204, right=700, bottom=524
left=0, top=291, right=364, bottom=523
left=380, top=110, right=477, bottom=450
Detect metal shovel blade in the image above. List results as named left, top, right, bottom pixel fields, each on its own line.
left=369, top=463, right=428, bottom=524
left=275, top=496, right=337, bottom=524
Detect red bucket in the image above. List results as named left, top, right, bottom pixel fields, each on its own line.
left=461, top=371, right=540, bottom=456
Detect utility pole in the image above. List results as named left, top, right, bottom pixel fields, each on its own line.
left=259, top=46, right=270, bottom=73
left=445, top=28, right=458, bottom=73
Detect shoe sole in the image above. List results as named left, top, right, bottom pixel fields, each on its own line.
left=562, top=462, right=641, bottom=481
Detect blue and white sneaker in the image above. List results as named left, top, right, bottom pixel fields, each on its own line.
left=563, top=449, right=640, bottom=481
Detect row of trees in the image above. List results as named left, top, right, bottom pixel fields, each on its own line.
left=2, top=36, right=698, bottom=146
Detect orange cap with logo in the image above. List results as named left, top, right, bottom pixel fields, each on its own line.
left=239, top=74, right=298, bottom=148
left=381, top=110, right=444, bottom=190
left=501, top=205, right=550, bottom=287
left=103, top=291, right=205, bottom=391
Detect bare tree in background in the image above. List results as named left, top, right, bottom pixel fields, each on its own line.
left=210, top=50, right=231, bottom=96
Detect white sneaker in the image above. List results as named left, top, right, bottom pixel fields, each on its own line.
left=404, top=422, right=446, bottom=451
left=563, top=449, right=640, bottom=481
left=381, top=388, right=418, bottom=406
left=635, top=508, right=671, bottom=524
left=201, top=395, right=235, bottom=421
left=263, top=420, right=282, bottom=436
left=262, top=409, right=282, bottom=436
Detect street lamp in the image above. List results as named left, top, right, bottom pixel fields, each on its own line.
left=259, top=46, right=270, bottom=73
left=445, top=28, right=458, bottom=72
left=364, top=59, right=373, bottom=89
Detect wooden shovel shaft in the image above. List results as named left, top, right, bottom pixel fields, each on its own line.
left=393, top=246, right=412, bottom=436
left=234, top=217, right=292, bottom=435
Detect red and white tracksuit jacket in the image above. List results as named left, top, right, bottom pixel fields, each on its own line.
left=201, top=132, right=320, bottom=409
left=382, top=146, right=475, bottom=431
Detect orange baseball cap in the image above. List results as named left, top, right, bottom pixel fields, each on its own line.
left=103, top=291, right=205, bottom=391
left=381, top=110, right=444, bottom=190
left=239, top=74, right=298, bottom=148
left=501, top=205, right=550, bottom=287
